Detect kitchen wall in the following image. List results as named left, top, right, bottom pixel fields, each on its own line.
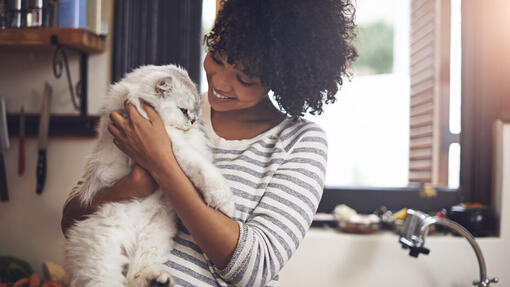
left=280, top=122, right=510, bottom=287
left=0, top=9, right=112, bottom=274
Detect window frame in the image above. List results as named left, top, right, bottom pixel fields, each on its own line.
left=318, top=186, right=461, bottom=214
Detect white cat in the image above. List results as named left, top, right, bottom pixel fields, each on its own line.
left=63, top=64, right=235, bottom=287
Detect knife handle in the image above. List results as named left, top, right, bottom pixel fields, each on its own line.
left=36, top=150, right=46, bottom=195
left=18, top=137, right=24, bottom=175
left=0, top=153, right=8, bottom=201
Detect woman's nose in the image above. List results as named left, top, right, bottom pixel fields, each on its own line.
left=212, top=72, right=233, bottom=93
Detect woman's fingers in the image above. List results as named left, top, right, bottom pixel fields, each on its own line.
left=112, top=138, right=129, bottom=154
left=110, top=110, right=128, bottom=128
left=107, top=123, right=125, bottom=140
left=124, top=100, right=143, bottom=123
left=141, top=100, right=161, bottom=123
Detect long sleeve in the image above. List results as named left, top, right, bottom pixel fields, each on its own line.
left=215, top=123, right=328, bottom=287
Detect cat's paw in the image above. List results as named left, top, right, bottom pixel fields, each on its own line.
left=202, top=179, right=235, bottom=217
left=149, top=273, right=173, bottom=287
left=129, top=265, right=174, bottom=287
left=204, top=180, right=236, bottom=217
left=218, top=199, right=236, bottom=218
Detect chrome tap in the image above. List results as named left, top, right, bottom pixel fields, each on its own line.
left=399, top=209, right=499, bottom=287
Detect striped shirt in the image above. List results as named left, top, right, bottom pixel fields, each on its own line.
left=165, top=95, right=328, bottom=287
left=67, top=95, right=328, bottom=286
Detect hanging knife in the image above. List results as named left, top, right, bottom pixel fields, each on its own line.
left=36, top=83, right=52, bottom=195
left=18, top=105, right=25, bottom=175
left=0, top=96, right=9, bottom=201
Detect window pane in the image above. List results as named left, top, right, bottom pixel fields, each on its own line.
left=306, top=0, right=410, bottom=188
left=448, top=143, right=461, bottom=189
left=450, top=0, right=462, bottom=135
left=200, top=0, right=216, bottom=94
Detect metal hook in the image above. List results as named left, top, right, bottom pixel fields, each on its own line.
left=52, top=43, right=81, bottom=111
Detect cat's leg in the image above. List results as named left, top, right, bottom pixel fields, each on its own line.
left=127, top=195, right=178, bottom=287
left=170, top=137, right=235, bottom=217
left=64, top=207, right=131, bottom=287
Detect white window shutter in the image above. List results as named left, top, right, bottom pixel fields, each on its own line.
left=409, top=0, right=451, bottom=186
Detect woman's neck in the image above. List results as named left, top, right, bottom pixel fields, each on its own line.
left=212, top=97, right=284, bottom=123
left=210, top=97, right=286, bottom=140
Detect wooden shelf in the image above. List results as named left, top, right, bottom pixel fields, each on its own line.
left=7, top=114, right=99, bottom=137
left=0, top=28, right=105, bottom=136
left=0, top=28, right=106, bottom=53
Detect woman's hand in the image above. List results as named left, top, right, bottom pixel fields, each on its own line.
left=126, top=164, right=158, bottom=197
left=108, top=101, right=176, bottom=176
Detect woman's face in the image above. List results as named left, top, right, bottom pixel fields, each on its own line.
left=203, top=50, right=269, bottom=113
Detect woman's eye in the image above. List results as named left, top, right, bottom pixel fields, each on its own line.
left=237, top=75, right=256, bottom=87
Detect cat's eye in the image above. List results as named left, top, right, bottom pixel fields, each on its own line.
left=179, top=108, right=189, bottom=117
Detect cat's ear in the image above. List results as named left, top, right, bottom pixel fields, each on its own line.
left=155, top=77, right=173, bottom=97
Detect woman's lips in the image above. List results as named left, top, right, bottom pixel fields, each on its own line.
left=211, top=89, right=236, bottom=103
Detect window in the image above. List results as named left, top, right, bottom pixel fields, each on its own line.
left=307, top=0, right=461, bottom=190
left=311, top=0, right=465, bottom=213
left=306, top=0, right=411, bottom=188
left=316, top=0, right=510, bottom=219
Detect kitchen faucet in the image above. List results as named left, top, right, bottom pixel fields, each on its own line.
left=399, top=209, right=499, bottom=287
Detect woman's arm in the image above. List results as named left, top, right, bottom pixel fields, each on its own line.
left=61, top=165, right=157, bottom=238
left=109, top=101, right=240, bottom=269
left=208, top=122, right=328, bottom=286
left=151, top=156, right=240, bottom=269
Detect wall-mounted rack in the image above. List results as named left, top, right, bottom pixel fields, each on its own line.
left=0, top=28, right=105, bottom=136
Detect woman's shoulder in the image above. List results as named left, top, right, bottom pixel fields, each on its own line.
left=277, top=117, right=328, bottom=145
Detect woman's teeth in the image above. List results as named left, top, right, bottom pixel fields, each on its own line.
left=214, top=90, right=232, bottom=99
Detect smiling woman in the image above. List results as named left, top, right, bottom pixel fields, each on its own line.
left=205, top=50, right=270, bottom=112
left=202, top=49, right=288, bottom=141
left=62, top=0, right=357, bottom=286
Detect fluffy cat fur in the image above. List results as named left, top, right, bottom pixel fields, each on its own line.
left=64, top=64, right=235, bottom=287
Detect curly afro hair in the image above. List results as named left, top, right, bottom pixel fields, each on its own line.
left=205, top=0, right=358, bottom=117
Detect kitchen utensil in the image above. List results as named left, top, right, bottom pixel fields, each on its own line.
left=0, top=96, right=9, bottom=201
left=43, top=0, right=57, bottom=27
left=0, top=0, right=7, bottom=29
left=8, top=0, right=22, bottom=27
left=25, top=0, right=42, bottom=27
left=18, top=105, right=25, bottom=175
left=36, top=83, right=52, bottom=195
left=58, top=0, right=86, bottom=28
left=447, top=203, right=495, bottom=237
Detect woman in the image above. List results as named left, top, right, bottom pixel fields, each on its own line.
left=61, top=0, right=356, bottom=286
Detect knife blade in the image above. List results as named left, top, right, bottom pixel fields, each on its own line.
left=36, top=83, right=52, bottom=195
left=0, top=96, right=9, bottom=201
left=18, top=105, right=25, bottom=175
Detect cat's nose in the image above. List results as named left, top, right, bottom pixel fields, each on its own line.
left=190, top=118, right=196, bottom=124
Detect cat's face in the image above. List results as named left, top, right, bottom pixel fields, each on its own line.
left=125, top=65, right=200, bottom=130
